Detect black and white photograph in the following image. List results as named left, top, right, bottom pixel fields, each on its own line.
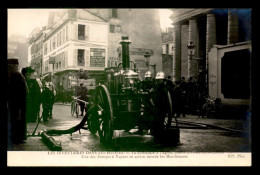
left=7, top=8, right=252, bottom=166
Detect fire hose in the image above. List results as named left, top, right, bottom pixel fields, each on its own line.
left=173, top=119, right=249, bottom=134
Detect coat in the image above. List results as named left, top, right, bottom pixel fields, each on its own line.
left=8, top=70, right=28, bottom=143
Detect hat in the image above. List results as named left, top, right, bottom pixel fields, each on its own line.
left=144, top=71, right=152, bottom=78
left=26, top=67, right=35, bottom=74
left=8, top=58, right=19, bottom=65
left=155, top=71, right=165, bottom=80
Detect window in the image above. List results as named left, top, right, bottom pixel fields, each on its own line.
left=112, top=9, right=118, bottom=18
left=62, top=29, right=65, bottom=44
left=166, top=44, right=169, bottom=54
left=57, top=33, right=60, bottom=47
left=115, top=25, right=121, bottom=33
left=44, top=43, right=47, bottom=55
left=77, top=49, right=85, bottom=66
left=110, top=25, right=115, bottom=33
left=78, top=24, right=85, bottom=40
left=66, top=26, right=68, bottom=41
left=52, top=37, right=56, bottom=50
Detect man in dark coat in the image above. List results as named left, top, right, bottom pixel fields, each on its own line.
left=41, top=82, right=55, bottom=122
left=7, top=58, right=28, bottom=145
left=150, top=72, right=171, bottom=137
left=77, top=83, right=88, bottom=116
left=22, top=67, right=41, bottom=123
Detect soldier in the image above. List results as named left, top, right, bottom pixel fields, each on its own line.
left=7, top=58, right=28, bottom=145
left=150, top=71, right=171, bottom=138
left=134, top=71, right=155, bottom=134
left=141, top=71, right=155, bottom=92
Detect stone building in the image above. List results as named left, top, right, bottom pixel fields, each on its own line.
left=170, top=8, right=251, bottom=82
left=28, top=26, right=47, bottom=76
left=28, top=9, right=163, bottom=92
left=161, top=27, right=174, bottom=78
left=8, top=34, right=28, bottom=72
left=86, top=9, right=163, bottom=79
left=40, top=9, right=108, bottom=91
left=170, top=8, right=252, bottom=113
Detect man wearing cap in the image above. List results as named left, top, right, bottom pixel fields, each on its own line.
left=7, top=58, right=28, bottom=145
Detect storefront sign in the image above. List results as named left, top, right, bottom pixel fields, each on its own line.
left=108, top=57, right=120, bottom=67
left=90, top=48, right=105, bottom=67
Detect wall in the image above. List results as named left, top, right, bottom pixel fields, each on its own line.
left=208, top=41, right=251, bottom=106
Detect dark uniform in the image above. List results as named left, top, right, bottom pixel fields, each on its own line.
left=150, top=80, right=170, bottom=137
left=41, top=83, right=55, bottom=122
left=7, top=58, right=28, bottom=145
left=77, top=84, right=88, bottom=116
left=26, top=78, right=41, bottom=122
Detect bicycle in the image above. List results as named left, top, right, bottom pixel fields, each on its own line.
left=203, top=96, right=223, bottom=118
left=71, top=96, right=81, bottom=118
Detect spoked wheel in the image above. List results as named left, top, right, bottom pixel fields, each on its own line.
left=95, top=85, right=114, bottom=145
left=87, top=107, right=99, bottom=134
left=71, top=101, right=75, bottom=116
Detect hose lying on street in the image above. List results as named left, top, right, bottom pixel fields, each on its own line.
left=174, top=119, right=250, bottom=134
left=41, top=104, right=96, bottom=136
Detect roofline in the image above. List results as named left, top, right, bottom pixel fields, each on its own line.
left=83, top=9, right=108, bottom=22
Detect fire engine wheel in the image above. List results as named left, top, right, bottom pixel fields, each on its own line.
left=96, top=85, right=114, bottom=145
left=87, top=109, right=99, bottom=134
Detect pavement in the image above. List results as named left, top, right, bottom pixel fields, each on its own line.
left=7, top=103, right=251, bottom=152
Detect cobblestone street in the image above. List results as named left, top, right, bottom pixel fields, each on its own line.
left=8, top=104, right=251, bottom=152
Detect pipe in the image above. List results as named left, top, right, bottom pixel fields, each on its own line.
left=174, top=119, right=249, bottom=134
left=43, top=104, right=97, bottom=136
left=40, top=130, right=62, bottom=151
left=119, top=36, right=131, bottom=70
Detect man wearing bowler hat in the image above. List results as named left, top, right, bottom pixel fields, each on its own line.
left=7, top=58, right=28, bottom=145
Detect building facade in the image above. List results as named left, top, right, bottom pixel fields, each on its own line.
left=40, top=9, right=108, bottom=91
left=170, top=8, right=251, bottom=82
left=8, top=34, right=28, bottom=72
left=28, top=9, right=163, bottom=91
left=28, top=27, right=47, bottom=76
left=161, top=27, right=174, bottom=78
left=170, top=8, right=252, bottom=111
left=86, top=9, right=163, bottom=79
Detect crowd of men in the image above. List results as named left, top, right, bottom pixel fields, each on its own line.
left=140, top=71, right=206, bottom=119
left=7, top=58, right=56, bottom=145
left=7, top=57, right=206, bottom=145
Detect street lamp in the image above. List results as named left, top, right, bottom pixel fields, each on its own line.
left=144, top=51, right=151, bottom=69
left=187, top=41, right=195, bottom=60
left=144, top=51, right=156, bottom=78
